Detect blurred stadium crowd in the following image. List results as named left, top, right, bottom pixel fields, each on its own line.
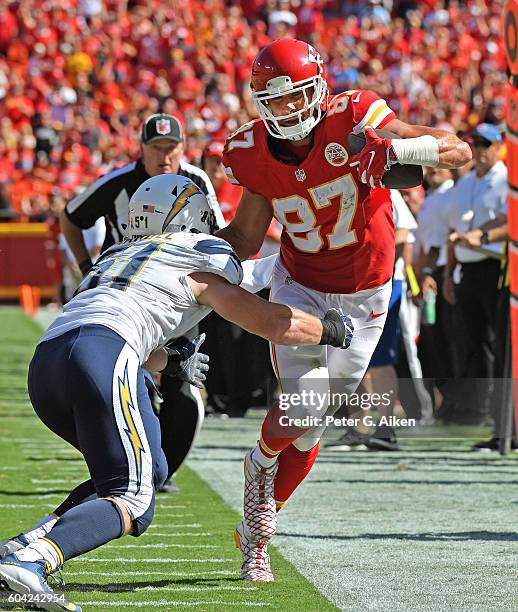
left=0, top=0, right=506, bottom=222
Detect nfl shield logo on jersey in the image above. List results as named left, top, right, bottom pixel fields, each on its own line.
left=324, top=142, right=348, bottom=167
left=294, top=168, right=306, bottom=182
left=157, top=119, right=172, bottom=135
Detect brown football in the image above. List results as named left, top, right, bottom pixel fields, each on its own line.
left=347, top=131, right=424, bottom=189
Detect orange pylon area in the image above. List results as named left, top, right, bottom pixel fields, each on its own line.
left=505, top=0, right=518, bottom=436
left=19, top=284, right=40, bottom=317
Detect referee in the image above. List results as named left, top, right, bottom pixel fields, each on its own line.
left=60, top=113, right=225, bottom=492
left=443, top=122, right=507, bottom=426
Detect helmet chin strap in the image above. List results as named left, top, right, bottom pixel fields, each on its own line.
left=266, top=109, right=318, bottom=141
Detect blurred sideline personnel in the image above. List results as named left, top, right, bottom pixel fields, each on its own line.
left=0, top=175, right=353, bottom=608
left=59, top=218, right=105, bottom=303
left=326, top=190, right=418, bottom=452
left=219, top=38, right=471, bottom=582
left=443, top=123, right=507, bottom=427
left=363, top=190, right=419, bottom=450
left=416, top=165, right=458, bottom=420
left=200, top=141, right=277, bottom=417
left=60, top=114, right=225, bottom=493
left=444, top=126, right=514, bottom=450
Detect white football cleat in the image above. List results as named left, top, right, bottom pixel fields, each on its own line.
left=234, top=520, right=274, bottom=582
left=243, top=450, right=278, bottom=540
left=0, top=554, right=80, bottom=611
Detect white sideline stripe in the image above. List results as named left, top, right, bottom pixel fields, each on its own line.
left=66, top=570, right=235, bottom=577
left=77, top=557, right=233, bottom=563
left=80, top=601, right=271, bottom=608
left=148, top=523, right=201, bottom=529
left=111, top=543, right=218, bottom=549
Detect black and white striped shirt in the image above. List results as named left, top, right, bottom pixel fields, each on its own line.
left=65, top=158, right=224, bottom=253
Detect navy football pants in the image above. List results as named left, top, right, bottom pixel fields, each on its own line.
left=28, top=325, right=167, bottom=534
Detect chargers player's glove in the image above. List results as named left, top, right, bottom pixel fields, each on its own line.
left=162, top=333, right=210, bottom=389
left=349, top=126, right=397, bottom=188
left=319, top=309, right=354, bottom=349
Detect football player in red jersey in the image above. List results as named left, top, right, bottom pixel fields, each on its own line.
left=218, top=38, right=471, bottom=582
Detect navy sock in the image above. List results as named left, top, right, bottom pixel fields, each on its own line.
left=46, top=499, right=125, bottom=561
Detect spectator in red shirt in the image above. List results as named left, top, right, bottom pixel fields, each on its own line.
left=202, top=141, right=243, bottom=223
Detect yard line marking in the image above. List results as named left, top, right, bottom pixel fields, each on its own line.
left=141, top=532, right=212, bottom=537
left=109, top=543, right=218, bottom=549
left=25, top=460, right=78, bottom=465
left=79, top=601, right=271, bottom=608
left=13, top=494, right=65, bottom=499
left=153, top=504, right=188, bottom=508
left=135, top=586, right=257, bottom=592
left=138, top=532, right=211, bottom=537
left=31, top=479, right=75, bottom=484
left=0, top=504, right=42, bottom=509
left=66, top=570, right=235, bottom=577
left=154, top=513, right=195, bottom=518
left=76, top=557, right=233, bottom=563
left=65, top=586, right=256, bottom=594
left=148, top=523, right=201, bottom=529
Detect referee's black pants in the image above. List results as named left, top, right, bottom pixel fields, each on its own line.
left=455, top=258, right=501, bottom=423
left=490, top=285, right=513, bottom=437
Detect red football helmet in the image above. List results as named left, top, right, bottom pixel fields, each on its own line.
left=251, top=39, right=328, bottom=141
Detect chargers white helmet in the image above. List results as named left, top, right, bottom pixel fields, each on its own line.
left=127, top=174, right=217, bottom=237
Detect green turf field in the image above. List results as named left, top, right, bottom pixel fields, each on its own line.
left=1, top=306, right=518, bottom=611
left=0, top=308, right=335, bottom=611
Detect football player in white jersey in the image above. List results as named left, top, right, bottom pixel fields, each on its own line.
left=0, top=174, right=354, bottom=609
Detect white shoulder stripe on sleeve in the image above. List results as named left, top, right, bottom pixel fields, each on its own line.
left=354, top=99, right=393, bottom=133
left=66, top=162, right=136, bottom=215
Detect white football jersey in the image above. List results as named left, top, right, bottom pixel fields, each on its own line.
left=41, top=233, right=243, bottom=363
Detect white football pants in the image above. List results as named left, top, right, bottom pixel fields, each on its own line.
left=269, top=259, right=392, bottom=451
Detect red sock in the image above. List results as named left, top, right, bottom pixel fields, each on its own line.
left=274, top=442, right=320, bottom=510
left=258, top=401, right=307, bottom=457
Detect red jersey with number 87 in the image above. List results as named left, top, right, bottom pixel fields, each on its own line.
left=223, top=90, right=396, bottom=294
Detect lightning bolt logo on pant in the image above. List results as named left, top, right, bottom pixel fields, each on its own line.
left=118, top=363, right=144, bottom=493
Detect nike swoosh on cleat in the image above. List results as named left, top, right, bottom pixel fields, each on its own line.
left=369, top=311, right=386, bottom=319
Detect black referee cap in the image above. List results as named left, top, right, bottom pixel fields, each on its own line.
left=141, top=114, right=183, bottom=144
